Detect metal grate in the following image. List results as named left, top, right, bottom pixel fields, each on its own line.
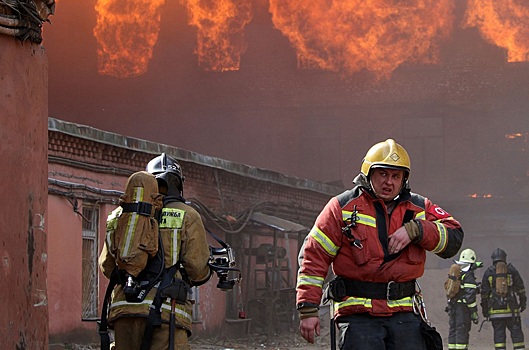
left=82, top=205, right=99, bottom=320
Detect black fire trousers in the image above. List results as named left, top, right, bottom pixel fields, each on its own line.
left=336, top=312, right=426, bottom=350
left=448, top=302, right=471, bottom=350
left=491, top=317, right=525, bottom=350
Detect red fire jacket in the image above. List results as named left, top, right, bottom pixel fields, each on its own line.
left=296, top=174, right=463, bottom=318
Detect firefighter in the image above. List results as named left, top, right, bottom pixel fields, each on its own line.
left=296, top=139, right=464, bottom=349
left=481, top=248, right=526, bottom=350
left=99, top=153, right=212, bottom=350
left=447, top=248, right=481, bottom=350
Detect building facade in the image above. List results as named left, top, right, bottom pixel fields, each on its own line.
left=0, top=36, right=49, bottom=349
left=47, top=117, right=341, bottom=344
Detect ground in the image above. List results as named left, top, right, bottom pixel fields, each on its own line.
left=63, top=269, right=528, bottom=349
left=187, top=269, right=529, bottom=350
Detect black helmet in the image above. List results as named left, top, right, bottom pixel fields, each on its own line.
left=146, top=153, right=185, bottom=196
left=491, top=248, right=507, bottom=263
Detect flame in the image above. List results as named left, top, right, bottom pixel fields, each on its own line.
left=464, top=0, right=529, bottom=62
left=88, top=0, right=529, bottom=78
left=93, top=0, right=165, bottom=78
left=181, top=0, right=253, bottom=71
left=268, top=0, right=455, bottom=79
left=468, top=193, right=492, bottom=198
left=506, top=133, right=523, bottom=139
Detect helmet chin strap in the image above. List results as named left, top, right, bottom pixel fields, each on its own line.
left=459, top=263, right=471, bottom=272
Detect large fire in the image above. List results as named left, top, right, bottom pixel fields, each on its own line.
left=464, top=0, right=529, bottom=62
left=181, top=0, right=253, bottom=72
left=90, top=0, right=529, bottom=78
left=269, top=0, right=455, bottom=79
left=93, top=0, right=165, bottom=78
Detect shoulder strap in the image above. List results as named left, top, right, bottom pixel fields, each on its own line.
left=140, top=263, right=180, bottom=350
left=402, top=209, right=415, bottom=226
left=141, top=212, right=181, bottom=350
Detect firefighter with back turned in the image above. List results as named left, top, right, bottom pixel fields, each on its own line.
left=99, top=153, right=212, bottom=350
left=481, top=248, right=526, bottom=350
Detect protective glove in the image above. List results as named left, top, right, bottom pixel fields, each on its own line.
left=471, top=311, right=479, bottom=324
left=404, top=220, right=420, bottom=242
left=297, top=302, right=320, bottom=319
left=520, top=302, right=526, bottom=313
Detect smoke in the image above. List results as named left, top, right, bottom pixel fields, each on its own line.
left=44, top=0, right=529, bottom=199
left=43, top=1, right=529, bottom=332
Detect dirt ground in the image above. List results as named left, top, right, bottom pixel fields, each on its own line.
left=65, top=269, right=528, bottom=350
left=189, top=268, right=529, bottom=350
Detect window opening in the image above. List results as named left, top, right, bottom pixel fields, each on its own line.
left=82, top=204, right=99, bottom=320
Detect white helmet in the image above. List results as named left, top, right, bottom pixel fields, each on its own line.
left=457, top=248, right=477, bottom=264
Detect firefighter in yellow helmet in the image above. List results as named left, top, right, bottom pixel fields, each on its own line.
left=99, top=153, right=212, bottom=350
left=297, top=139, right=464, bottom=349
left=447, top=248, right=482, bottom=350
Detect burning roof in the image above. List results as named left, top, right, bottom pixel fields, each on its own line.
left=87, top=0, right=529, bottom=79
left=464, top=0, right=529, bottom=63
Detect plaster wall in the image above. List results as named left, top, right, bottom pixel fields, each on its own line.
left=0, top=36, right=49, bottom=349
left=46, top=127, right=333, bottom=342
left=46, top=196, right=85, bottom=335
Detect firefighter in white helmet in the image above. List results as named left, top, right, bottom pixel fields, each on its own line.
left=447, top=248, right=482, bottom=350
left=296, top=139, right=464, bottom=349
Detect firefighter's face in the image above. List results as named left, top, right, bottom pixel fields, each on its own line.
left=370, top=168, right=404, bottom=202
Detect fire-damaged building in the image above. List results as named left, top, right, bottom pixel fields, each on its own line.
left=5, top=0, right=529, bottom=348
left=46, top=117, right=341, bottom=344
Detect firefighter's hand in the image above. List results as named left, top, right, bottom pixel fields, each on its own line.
left=520, top=302, right=526, bottom=313
left=299, top=316, right=320, bottom=344
left=388, top=226, right=411, bottom=254
left=471, top=311, right=479, bottom=324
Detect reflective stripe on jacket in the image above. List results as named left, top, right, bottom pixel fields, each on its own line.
left=455, top=270, right=478, bottom=312
left=99, top=200, right=211, bottom=333
left=481, top=263, right=526, bottom=319
left=297, top=173, right=464, bottom=318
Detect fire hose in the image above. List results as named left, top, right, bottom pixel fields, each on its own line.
left=478, top=318, right=489, bottom=332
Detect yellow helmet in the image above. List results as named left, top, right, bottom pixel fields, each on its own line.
left=458, top=248, right=477, bottom=264
left=360, top=139, right=411, bottom=178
